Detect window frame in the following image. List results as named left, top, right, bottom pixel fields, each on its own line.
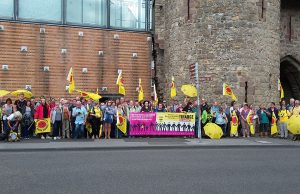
left=0, top=0, right=151, bottom=32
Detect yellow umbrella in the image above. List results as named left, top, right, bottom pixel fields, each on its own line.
left=204, top=123, right=223, bottom=139
left=287, top=115, right=300, bottom=135
left=76, top=90, right=102, bottom=101
left=181, top=84, right=197, bottom=97
left=0, top=90, right=10, bottom=97
left=11, top=89, right=33, bottom=98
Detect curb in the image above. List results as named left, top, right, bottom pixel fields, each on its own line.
left=0, top=144, right=299, bottom=152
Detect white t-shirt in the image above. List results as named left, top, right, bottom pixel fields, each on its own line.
left=7, top=113, right=16, bottom=121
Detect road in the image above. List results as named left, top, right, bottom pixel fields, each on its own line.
left=0, top=148, right=299, bottom=194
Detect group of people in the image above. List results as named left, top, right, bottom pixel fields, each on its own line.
left=0, top=93, right=300, bottom=141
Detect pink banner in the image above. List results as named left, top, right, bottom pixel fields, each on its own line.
left=129, top=112, right=195, bottom=136
left=129, top=112, right=157, bottom=136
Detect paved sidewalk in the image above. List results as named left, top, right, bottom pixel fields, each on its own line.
left=0, top=137, right=299, bottom=151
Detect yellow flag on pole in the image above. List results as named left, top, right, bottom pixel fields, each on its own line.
left=153, top=83, right=158, bottom=106
left=117, top=111, right=127, bottom=135
left=67, top=67, right=75, bottom=94
left=230, top=110, right=239, bottom=136
left=116, top=71, right=125, bottom=95
left=247, top=110, right=255, bottom=135
left=278, top=79, right=284, bottom=100
left=138, top=78, right=144, bottom=102
left=271, top=112, right=278, bottom=135
left=171, top=76, right=177, bottom=99
left=223, top=83, right=237, bottom=101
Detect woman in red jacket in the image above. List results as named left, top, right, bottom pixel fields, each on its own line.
left=34, top=98, right=51, bottom=139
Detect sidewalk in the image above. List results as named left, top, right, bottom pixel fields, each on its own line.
left=0, top=137, right=299, bottom=151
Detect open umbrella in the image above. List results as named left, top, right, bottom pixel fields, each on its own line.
left=181, top=84, right=197, bottom=97
left=11, top=89, right=33, bottom=99
left=76, top=90, right=102, bottom=101
left=204, top=123, right=223, bottom=139
left=287, top=115, right=300, bottom=135
left=0, top=90, right=10, bottom=97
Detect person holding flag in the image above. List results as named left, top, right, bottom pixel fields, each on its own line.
left=67, top=67, right=75, bottom=94
left=223, top=83, right=237, bottom=101
left=170, top=76, right=177, bottom=99
left=116, top=71, right=125, bottom=96
left=34, top=98, right=51, bottom=139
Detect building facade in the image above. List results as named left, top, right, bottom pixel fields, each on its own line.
left=0, top=0, right=153, bottom=100
left=154, top=0, right=300, bottom=104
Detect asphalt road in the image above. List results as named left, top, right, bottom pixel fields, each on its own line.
left=0, top=148, right=299, bottom=194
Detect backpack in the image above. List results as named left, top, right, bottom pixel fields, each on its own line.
left=63, top=107, right=70, bottom=120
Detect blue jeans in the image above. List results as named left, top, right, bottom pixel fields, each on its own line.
left=73, top=123, right=84, bottom=139
left=3, top=120, right=9, bottom=133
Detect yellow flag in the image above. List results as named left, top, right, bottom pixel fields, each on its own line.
left=35, top=118, right=51, bottom=134
left=138, top=78, right=144, bottom=102
left=278, top=79, right=284, bottom=100
left=153, top=84, right=158, bottom=106
left=230, top=110, right=239, bottom=136
left=271, top=112, right=278, bottom=135
left=67, top=67, right=75, bottom=94
left=171, top=76, right=177, bottom=99
left=223, top=83, right=237, bottom=101
left=247, top=110, right=255, bottom=135
left=117, top=112, right=127, bottom=135
left=116, top=71, right=125, bottom=96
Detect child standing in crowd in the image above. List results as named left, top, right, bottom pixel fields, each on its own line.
left=278, top=105, right=290, bottom=139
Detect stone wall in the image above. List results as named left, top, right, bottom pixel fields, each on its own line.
left=280, top=1, right=300, bottom=99
left=155, top=0, right=281, bottom=105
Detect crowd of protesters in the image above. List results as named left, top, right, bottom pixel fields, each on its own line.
left=0, top=93, right=300, bottom=141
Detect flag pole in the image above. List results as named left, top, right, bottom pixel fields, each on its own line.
left=195, top=62, right=202, bottom=141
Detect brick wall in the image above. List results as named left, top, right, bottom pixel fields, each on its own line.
left=0, top=21, right=152, bottom=100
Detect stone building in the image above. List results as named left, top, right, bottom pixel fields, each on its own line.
left=153, top=0, right=300, bottom=104
left=0, top=0, right=153, bottom=100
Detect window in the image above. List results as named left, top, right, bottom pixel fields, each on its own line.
left=0, top=0, right=14, bottom=19
left=18, top=0, right=62, bottom=22
left=66, top=0, right=107, bottom=26
left=110, top=0, right=146, bottom=30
